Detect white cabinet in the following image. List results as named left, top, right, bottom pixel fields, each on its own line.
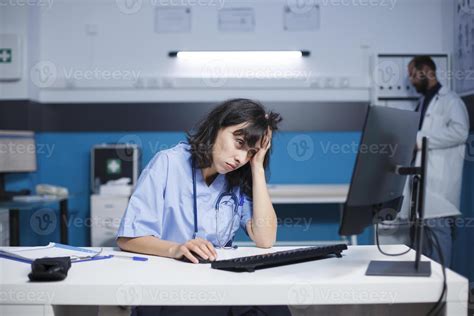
left=90, top=195, right=129, bottom=247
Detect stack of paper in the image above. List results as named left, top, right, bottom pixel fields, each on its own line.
left=0, top=243, right=109, bottom=263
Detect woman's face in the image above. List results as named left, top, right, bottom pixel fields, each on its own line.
left=211, top=122, right=261, bottom=174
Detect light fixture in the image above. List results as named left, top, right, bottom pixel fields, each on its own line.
left=168, top=50, right=310, bottom=58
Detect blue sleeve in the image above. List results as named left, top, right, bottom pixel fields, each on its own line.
left=116, top=152, right=169, bottom=239
left=239, top=194, right=253, bottom=237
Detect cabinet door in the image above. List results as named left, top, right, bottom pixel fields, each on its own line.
left=90, top=196, right=129, bottom=247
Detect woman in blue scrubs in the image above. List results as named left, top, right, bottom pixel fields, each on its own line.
left=117, top=99, right=290, bottom=315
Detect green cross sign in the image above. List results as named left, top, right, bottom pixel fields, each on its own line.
left=107, top=159, right=122, bottom=175
left=0, top=49, right=12, bottom=63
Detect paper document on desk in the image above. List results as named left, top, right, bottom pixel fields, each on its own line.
left=0, top=243, right=105, bottom=263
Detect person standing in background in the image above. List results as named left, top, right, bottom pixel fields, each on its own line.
left=380, top=56, right=470, bottom=268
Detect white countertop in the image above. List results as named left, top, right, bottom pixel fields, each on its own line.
left=0, top=245, right=468, bottom=311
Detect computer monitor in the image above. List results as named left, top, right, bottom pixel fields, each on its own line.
left=0, top=130, right=37, bottom=200
left=338, top=106, right=433, bottom=277
left=339, top=106, right=420, bottom=236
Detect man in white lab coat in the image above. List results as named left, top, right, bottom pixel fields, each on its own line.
left=381, top=56, right=470, bottom=267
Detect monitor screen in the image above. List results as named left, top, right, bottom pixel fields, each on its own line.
left=0, top=130, right=37, bottom=173
left=339, top=106, right=420, bottom=236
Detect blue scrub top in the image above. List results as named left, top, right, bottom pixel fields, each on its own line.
left=117, top=142, right=253, bottom=246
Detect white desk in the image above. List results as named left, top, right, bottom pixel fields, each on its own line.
left=0, top=245, right=468, bottom=316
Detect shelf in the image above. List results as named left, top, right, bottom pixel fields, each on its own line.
left=268, top=184, right=349, bottom=204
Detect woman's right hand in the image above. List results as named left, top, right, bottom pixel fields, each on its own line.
left=171, top=238, right=218, bottom=264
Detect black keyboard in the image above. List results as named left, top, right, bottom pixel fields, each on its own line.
left=211, top=244, right=348, bottom=272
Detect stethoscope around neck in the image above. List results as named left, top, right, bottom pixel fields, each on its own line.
left=191, top=159, right=243, bottom=249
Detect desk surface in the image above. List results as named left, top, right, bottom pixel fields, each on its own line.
left=0, top=245, right=468, bottom=309
left=0, top=196, right=67, bottom=210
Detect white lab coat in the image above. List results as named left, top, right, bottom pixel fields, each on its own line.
left=399, top=86, right=470, bottom=219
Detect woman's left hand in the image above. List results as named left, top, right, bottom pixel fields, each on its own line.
left=250, top=127, right=272, bottom=171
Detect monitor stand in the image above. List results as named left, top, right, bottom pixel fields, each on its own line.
left=366, top=137, right=431, bottom=277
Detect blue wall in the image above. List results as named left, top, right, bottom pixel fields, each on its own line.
left=453, top=144, right=474, bottom=283
left=6, top=131, right=473, bottom=282
left=7, top=131, right=374, bottom=247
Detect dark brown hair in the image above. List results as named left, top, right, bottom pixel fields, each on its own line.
left=410, top=55, right=437, bottom=72
left=186, top=99, right=282, bottom=198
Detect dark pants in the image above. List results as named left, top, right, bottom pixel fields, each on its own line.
left=421, top=216, right=456, bottom=267
left=132, top=305, right=292, bottom=316
left=380, top=216, right=456, bottom=268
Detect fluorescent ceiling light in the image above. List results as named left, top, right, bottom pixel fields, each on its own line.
left=169, top=51, right=310, bottom=59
